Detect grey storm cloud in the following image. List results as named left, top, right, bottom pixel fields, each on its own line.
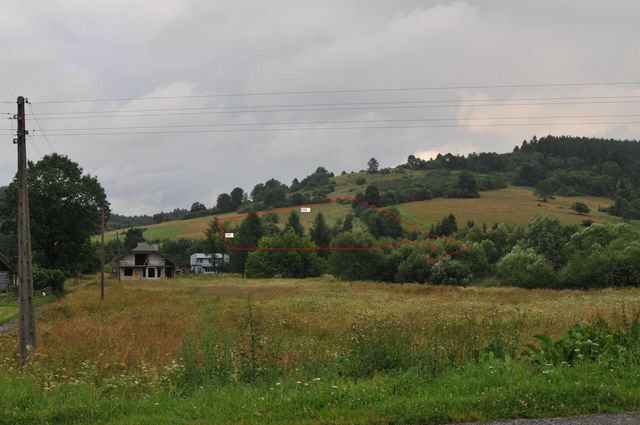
left=1, top=0, right=639, bottom=214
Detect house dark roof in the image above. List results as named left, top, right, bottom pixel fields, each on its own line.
left=117, top=242, right=174, bottom=267
left=131, top=242, right=159, bottom=253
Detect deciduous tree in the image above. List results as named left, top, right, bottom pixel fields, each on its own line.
left=0, top=153, right=109, bottom=273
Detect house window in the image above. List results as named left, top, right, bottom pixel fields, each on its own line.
left=124, top=268, right=133, bottom=276
left=134, top=254, right=148, bottom=266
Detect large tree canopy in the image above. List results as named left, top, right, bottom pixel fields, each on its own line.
left=0, top=153, right=109, bottom=273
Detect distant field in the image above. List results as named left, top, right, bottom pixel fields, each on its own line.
left=105, top=185, right=622, bottom=242
left=397, top=185, right=620, bottom=228
left=105, top=201, right=353, bottom=242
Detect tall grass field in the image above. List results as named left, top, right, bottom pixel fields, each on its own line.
left=0, top=275, right=639, bottom=424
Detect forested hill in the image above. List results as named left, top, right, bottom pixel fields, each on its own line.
left=106, top=134, right=640, bottom=226
left=520, top=136, right=640, bottom=178
left=408, top=135, right=640, bottom=181
left=403, top=135, right=640, bottom=219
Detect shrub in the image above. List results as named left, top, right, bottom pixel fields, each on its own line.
left=497, top=246, right=556, bottom=288
left=571, top=201, right=591, bottom=215
left=430, top=259, right=472, bottom=285
left=245, top=230, right=324, bottom=278
left=366, top=207, right=404, bottom=239
left=561, top=241, right=640, bottom=288
left=32, top=267, right=65, bottom=294
left=524, top=215, right=568, bottom=268
left=329, top=231, right=381, bottom=280
left=395, top=251, right=431, bottom=283
left=525, top=316, right=640, bottom=367
left=355, top=177, right=367, bottom=185
left=455, top=243, right=490, bottom=277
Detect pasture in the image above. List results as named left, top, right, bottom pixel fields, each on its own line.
left=104, top=185, right=623, bottom=243
left=1, top=275, right=639, bottom=424
left=397, top=185, right=620, bottom=227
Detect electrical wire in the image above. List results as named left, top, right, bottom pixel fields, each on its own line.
left=27, top=94, right=640, bottom=116
left=26, top=100, right=640, bottom=120
left=31, top=113, right=640, bottom=132
left=30, top=121, right=640, bottom=136
left=26, top=133, right=43, bottom=157
left=27, top=103, right=54, bottom=152
left=29, top=80, right=640, bottom=104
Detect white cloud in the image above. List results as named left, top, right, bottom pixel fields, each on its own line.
left=1, top=0, right=639, bottom=214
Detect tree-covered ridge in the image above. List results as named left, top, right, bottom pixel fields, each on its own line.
left=402, top=135, right=640, bottom=219
left=105, top=135, right=640, bottom=228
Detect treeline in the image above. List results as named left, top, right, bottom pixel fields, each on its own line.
left=108, top=135, right=640, bottom=229
left=106, top=213, right=155, bottom=231
left=191, top=203, right=640, bottom=288
left=349, top=170, right=487, bottom=210
left=111, top=167, right=337, bottom=228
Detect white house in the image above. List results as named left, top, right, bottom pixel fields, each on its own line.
left=118, top=242, right=175, bottom=279
left=190, top=253, right=229, bottom=274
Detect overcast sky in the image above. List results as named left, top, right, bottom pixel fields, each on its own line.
left=1, top=1, right=639, bottom=215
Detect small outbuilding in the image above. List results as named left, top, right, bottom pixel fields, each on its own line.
left=0, top=253, right=11, bottom=291
left=118, top=242, right=174, bottom=280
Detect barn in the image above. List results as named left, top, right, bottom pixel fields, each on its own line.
left=0, top=253, right=11, bottom=291
left=118, top=242, right=175, bottom=280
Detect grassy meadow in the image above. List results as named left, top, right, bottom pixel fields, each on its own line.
left=104, top=185, right=624, bottom=243
left=1, top=275, right=640, bottom=424
left=397, top=185, right=620, bottom=228
left=0, top=306, right=17, bottom=325
left=104, top=201, right=354, bottom=242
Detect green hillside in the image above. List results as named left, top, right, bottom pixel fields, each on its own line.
left=104, top=180, right=621, bottom=243
left=397, top=185, right=619, bottom=228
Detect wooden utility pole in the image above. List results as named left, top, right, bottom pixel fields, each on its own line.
left=16, top=96, right=36, bottom=362
left=100, top=207, right=105, bottom=300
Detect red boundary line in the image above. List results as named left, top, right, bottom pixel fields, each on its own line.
left=217, top=197, right=470, bottom=263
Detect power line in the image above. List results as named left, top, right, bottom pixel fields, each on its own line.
left=30, top=121, right=640, bottom=136
left=26, top=100, right=640, bottom=120
left=29, top=80, right=640, bottom=104
left=31, top=113, right=640, bottom=132
left=27, top=94, right=640, bottom=116
left=27, top=103, right=54, bottom=153
left=26, top=133, right=43, bottom=157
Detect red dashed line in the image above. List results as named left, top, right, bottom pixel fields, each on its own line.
left=217, top=197, right=469, bottom=263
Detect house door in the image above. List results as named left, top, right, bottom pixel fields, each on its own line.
left=148, top=268, right=156, bottom=278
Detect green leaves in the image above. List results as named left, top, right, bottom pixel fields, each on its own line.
left=525, top=318, right=640, bottom=367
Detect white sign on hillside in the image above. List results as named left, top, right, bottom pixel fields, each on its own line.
left=224, top=232, right=234, bottom=238
left=300, top=207, right=311, bottom=213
